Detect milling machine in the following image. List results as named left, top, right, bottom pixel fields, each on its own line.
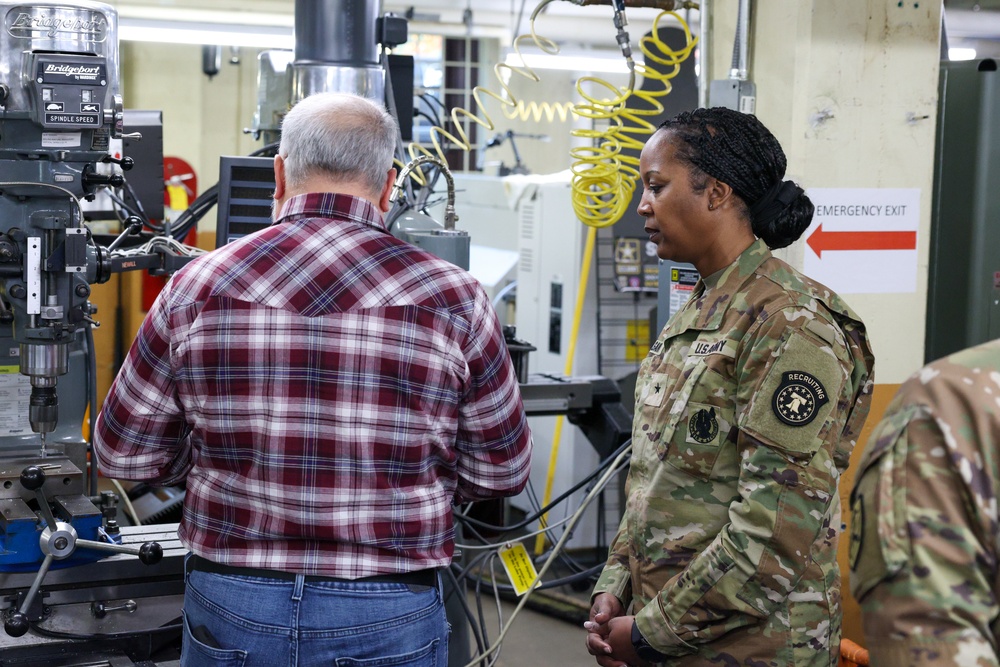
left=0, top=2, right=193, bottom=663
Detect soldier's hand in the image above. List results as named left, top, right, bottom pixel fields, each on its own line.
left=585, top=593, right=627, bottom=666
left=604, top=615, right=652, bottom=667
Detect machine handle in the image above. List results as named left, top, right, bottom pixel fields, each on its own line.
left=21, top=466, right=58, bottom=532
left=91, top=599, right=137, bottom=618
left=83, top=171, right=125, bottom=188
left=75, top=538, right=163, bottom=564
left=3, top=553, right=53, bottom=637
left=106, top=216, right=145, bottom=253
left=101, top=155, right=135, bottom=171
left=3, top=467, right=165, bottom=637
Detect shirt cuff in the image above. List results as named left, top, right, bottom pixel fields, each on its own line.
left=592, top=563, right=632, bottom=609
left=635, top=603, right=698, bottom=658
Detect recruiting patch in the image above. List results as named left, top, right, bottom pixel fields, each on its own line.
left=688, top=406, right=719, bottom=444
left=771, top=370, right=829, bottom=426
left=849, top=495, right=864, bottom=569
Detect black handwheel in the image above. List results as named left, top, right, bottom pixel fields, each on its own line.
left=138, top=541, right=163, bottom=565
left=4, top=611, right=28, bottom=637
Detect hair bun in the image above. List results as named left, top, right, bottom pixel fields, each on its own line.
left=749, top=180, right=803, bottom=225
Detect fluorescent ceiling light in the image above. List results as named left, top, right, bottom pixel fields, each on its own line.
left=119, top=19, right=293, bottom=49
left=948, top=47, right=977, bottom=61
left=503, top=51, right=639, bottom=74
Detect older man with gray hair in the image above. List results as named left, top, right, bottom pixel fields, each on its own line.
left=94, top=92, right=532, bottom=666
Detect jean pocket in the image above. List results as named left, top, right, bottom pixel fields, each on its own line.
left=182, top=612, right=248, bottom=667
left=335, top=638, right=439, bottom=666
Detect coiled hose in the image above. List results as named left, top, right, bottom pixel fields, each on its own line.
left=400, top=2, right=696, bottom=230
left=569, top=8, right=697, bottom=228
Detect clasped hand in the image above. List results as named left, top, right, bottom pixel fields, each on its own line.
left=584, top=593, right=654, bottom=667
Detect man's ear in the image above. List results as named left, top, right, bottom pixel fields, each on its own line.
left=273, top=154, right=287, bottom=201
left=378, top=167, right=397, bottom=213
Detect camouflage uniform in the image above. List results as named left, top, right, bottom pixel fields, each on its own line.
left=593, top=239, right=874, bottom=665
left=850, top=338, right=1000, bottom=666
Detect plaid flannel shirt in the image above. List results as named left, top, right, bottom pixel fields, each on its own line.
left=94, top=192, right=532, bottom=577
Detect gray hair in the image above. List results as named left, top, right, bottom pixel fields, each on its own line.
left=278, top=92, right=398, bottom=197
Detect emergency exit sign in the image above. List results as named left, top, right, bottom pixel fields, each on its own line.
left=802, top=188, right=919, bottom=294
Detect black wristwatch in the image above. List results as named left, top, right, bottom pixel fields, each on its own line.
left=631, top=620, right=668, bottom=663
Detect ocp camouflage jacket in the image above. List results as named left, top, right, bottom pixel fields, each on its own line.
left=594, top=239, right=874, bottom=666
left=851, top=338, right=1000, bottom=666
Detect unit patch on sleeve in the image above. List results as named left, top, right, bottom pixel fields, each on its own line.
left=771, top=371, right=829, bottom=426
left=688, top=406, right=719, bottom=443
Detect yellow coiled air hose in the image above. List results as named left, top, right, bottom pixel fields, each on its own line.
left=394, top=18, right=562, bottom=186
left=502, top=100, right=578, bottom=123
left=568, top=8, right=697, bottom=229
left=398, top=4, right=696, bottom=229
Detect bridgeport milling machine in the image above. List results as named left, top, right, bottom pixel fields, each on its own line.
left=0, top=2, right=194, bottom=663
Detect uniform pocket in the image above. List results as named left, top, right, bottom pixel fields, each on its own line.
left=632, top=366, right=704, bottom=460
left=635, top=364, right=703, bottom=462
left=660, top=363, right=735, bottom=479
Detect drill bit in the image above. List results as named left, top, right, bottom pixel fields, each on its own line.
left=39, top=432, right=46, bottom=458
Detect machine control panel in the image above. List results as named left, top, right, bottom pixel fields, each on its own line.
left=29, top=53, right=108, bottom=130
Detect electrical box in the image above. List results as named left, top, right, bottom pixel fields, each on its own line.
left=925, top=58, right=1000, bottom=363
left=709, top=79, right=757, bottom=115
left=655, top=260, right=699, bottom=333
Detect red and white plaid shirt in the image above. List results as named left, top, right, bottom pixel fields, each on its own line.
left=94, top=192, right=532, bottom=577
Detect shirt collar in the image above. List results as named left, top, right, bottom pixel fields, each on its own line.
left=701, top=238, right=771, bottom=292
left=275, top=192, right=388, bottom=233
left=684, top=238, right=772, bottom=332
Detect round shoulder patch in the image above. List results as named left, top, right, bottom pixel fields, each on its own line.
left=771, top=371, right=830, bottom=427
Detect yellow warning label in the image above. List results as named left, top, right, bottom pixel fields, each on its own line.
left=499, top=542, right=539, bottom=597
left=0, top=366, right=19, bottom=375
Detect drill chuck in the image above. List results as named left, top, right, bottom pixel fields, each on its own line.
left=20, top=343, right=68, bottom=434
left=29, top=385, right=57, bottom=434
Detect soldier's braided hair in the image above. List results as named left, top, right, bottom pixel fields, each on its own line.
left=658, top=107, right=814, bottom=250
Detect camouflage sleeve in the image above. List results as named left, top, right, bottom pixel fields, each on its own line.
left=850, top=391, right=1000, bottom=666
left=592, top=469, right=633, bottom=606
left=635, top=307, right=855, bottom=655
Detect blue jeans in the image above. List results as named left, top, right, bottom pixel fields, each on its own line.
left=180, top=557, right=449, bottom=667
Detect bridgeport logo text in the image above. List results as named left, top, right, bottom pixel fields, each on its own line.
left=7, top=10, right=107, bottom=40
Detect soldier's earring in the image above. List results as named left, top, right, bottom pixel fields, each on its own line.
left=708, top=203, right=715, bottom=210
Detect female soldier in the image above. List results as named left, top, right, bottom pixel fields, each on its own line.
left=584, top=107, right=875, bottom=667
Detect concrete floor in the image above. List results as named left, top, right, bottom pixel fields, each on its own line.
left=457, top=590, right=592, bottom=667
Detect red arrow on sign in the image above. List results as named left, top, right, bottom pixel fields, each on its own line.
left=806, top=224, right=917, bottom=258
